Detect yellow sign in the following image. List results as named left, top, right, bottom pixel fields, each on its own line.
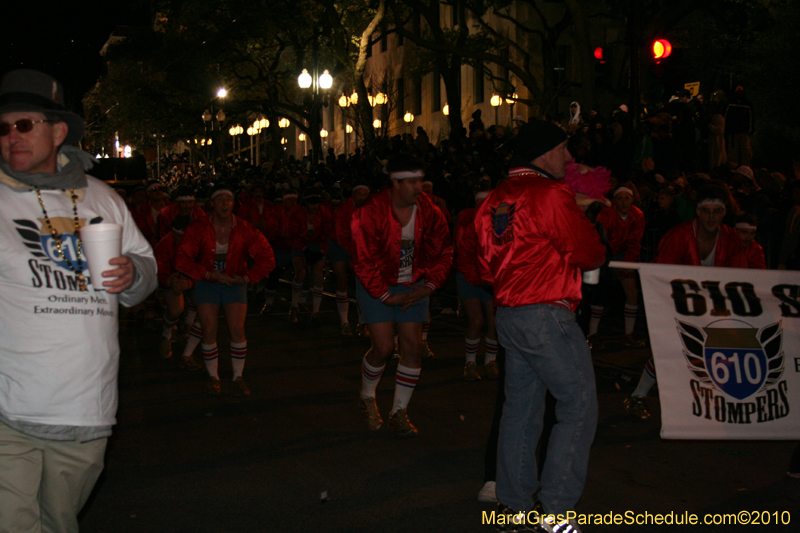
left=684, top=82, right=700, bottom=97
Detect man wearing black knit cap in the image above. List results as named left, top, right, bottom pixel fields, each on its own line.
left=476, top=121, right=606, bottom=532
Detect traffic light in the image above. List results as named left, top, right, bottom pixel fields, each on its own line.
left=652, top=39, right=672, bottom=63
left=594, top=47, right=609, bottom=88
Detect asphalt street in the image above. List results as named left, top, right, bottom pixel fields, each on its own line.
left=77, top=289, right=799, bottom=533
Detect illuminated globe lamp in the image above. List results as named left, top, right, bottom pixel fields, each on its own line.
left=442, top=103, right=449, bottom=116
left=345, top=124, right=353, bottom=134
left=298, top=132, right=306, bottom=142
left=652, top=39, right=672, bottom=63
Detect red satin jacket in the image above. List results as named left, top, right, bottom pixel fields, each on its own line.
left=597, top=204, right=646, bottom=262
left=351, top=187, right=453, bottom=302
left=475, top=169, right=605, bottom=310
left=176, top=216, right=275, bottom=284
left=334, top=197, right=358, bottom=257
left=455, top=207, right=486, bottom=287
left=744, top=240, right=767, bottom=269
left=655, top=220, right=747, bottom=267
left=287, top=204, right=333, bottom=252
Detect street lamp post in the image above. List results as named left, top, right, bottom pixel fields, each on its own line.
left=403, top=112, right=414, bottom=134
left=338, top=94, right=350, bottom=155
left=490, top=94, right=502, bottom=127
left=298, top=68, right=332, bottom=162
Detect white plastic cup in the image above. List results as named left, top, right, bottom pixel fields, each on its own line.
left=80, top=223, right=122, bottom=290
left=582, top=268, right=600, bottom=285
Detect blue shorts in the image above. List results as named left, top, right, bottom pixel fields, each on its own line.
left=327, top=238, right=351, bottom=263
left=356, top=278, right=429, bottom=324
left=456, top=271, right=493, bottom=303
left=291, top=241, right=324, bottom=263
left=274, top=249, right=293, bottom=270
left=194, top=280, right=248, bottom=306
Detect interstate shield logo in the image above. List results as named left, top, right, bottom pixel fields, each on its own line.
left=491, top=202, right=515, bottom=245
left=677, top=319, right=784, bottom=400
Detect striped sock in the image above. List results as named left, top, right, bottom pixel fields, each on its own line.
left=484, top=337, right=499, bottom=363
left=182, top=321, right=202, bottom=358
left=624, top=304, right=638, bottom=335
left=361, top=356, right=385, bottom=398
left=201, top=343, right=219, bottom=379
left=589, top=305, right=604, bottom=336
left=632, top=357, right=657, bottom=397
left=291, top=281, right=302, bottom=308
left=465, top=337, right=480, bottom=364
left=392, top=364, right=421, bottom=415
left=312, top=286, right=323, bottom=314
left=230, top=341, right=247, bottom=379
left=336, top=291, right=349, bottom=325
left=184, top=301, right=197, bottom=330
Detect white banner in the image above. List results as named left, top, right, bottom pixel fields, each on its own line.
left=611, top=261, right=800, bottom=439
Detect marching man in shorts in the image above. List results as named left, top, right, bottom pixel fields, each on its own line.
left=351, top=154, right=453, bottom=436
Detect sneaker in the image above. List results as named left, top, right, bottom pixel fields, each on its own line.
left=495, top=505, right=537, bottom=532
left=478, top=481, right=498, bottom=503
left=341, top=323, right=353, bottom=336
left=180, top=356, right=203, bottom=370
left=387, top=408, right=418, bottom=437
left=484, top=360, right=500, bottom=380
left=624, top=395, right=651, bottom=420
left=587, top=334, right=604, bottom=350
left=160, top=336, right=173, bottom=359
left=288, top=307, right=299, bottom=323
left=359, top=396, right=383, bottom=431
left=260, top=303, right=274, bottom=315
left=623, top=334, right=646, bottom=348
left=538, top=515, right=582, bottom=533
left=421, top=341, right=434, bottom=359
left=310, top=312, right=322, bottom=324
left=206, top=378, right=221, bottom=396
left=232, top=376, right=250, bottom=397
left=538, top=516, right=582, bottom=533
left=464, top=361, right=482, bottom=381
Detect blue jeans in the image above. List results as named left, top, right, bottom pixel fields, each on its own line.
left=495, top=304, right=597, bottom=514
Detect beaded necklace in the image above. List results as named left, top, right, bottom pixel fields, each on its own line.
left=35, top=187, right=87, bottom=291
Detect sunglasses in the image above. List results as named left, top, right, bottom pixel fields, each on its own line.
left=0, top=118, right=54, bottom=136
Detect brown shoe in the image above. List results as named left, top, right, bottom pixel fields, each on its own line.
left=587, top=334, right=604, bottom=350
left=288, top=307, right=299, bottom=323
left=359, top=397, right=383, bottom=431
left=206, top=378, right=221, bottom=396
left=387, top=408, right=418, bottom=437
left=180, top=356, right=203, bottom=371
left=623, top=334, right=646, bottom=348
left=463, top=361, right=481, bottom=382
left=624, top=395, right=651, bottom=420
left=232, top=376, right=250, bottom=397
left=484, top=360, right=500, bottom=380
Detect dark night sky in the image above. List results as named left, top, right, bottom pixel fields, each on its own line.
left=3, top=1, right=151, bottom=113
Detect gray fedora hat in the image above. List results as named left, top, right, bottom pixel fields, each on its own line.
left=0, top=69, right=85, bottom=144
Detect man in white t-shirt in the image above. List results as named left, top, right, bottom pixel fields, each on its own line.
left=0, top=69, right=156, bottom=532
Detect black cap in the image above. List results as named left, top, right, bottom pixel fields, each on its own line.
left=508, top=120, right=567, bottom=167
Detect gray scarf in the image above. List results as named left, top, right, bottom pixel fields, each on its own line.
left=0, top=145, right=94, bottom=191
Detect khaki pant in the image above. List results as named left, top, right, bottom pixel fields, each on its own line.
left=0, top=421, right=106, bottom=533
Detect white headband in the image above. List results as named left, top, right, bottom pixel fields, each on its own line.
left=175, top=195, right=195, bottom=202
left=423, top=180, right=433, bottom=186
left=614, top=187, right=633, bottom=197
left=697, top=198, right=726, bottom=209
left=390, top=170, right=425, bottom=180
left=475, top=191, right=489, bottom=201
left=352, top=184, right=370, bottom=193
left=735, top=222, right=757, bottom=230
left=211, top=189, right=234, bottom=200
left=283, top=193, right=298, bottom=200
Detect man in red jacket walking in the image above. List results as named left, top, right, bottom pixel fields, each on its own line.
left=351, top=155, right=453, bottom=437
left=475, top=121, right=605, bottom=531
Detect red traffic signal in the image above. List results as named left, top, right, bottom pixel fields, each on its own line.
left=652, top=39, right=672, bottom=62
left=594, top=47, right=605, bottom=63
